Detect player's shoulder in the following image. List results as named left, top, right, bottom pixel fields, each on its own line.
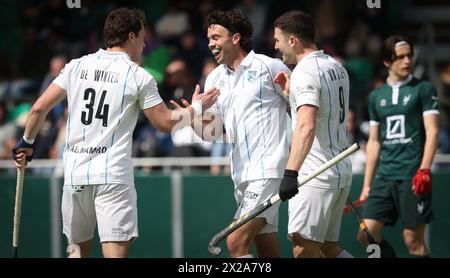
left=291, top=59, right=318, bottom=81
left=206, top=64, right=226, bottom=79
left=369, top=83, right=390, bottom=100
left=65, top=50, right=110, bottom=71
left=253, top=53, right=282, bottom=66
left=254, top=53, right=289, bottom=72
left=75, top=50, right=103, bottom=63
left=133, top=65, right=158, bottom=86
left=410, top=77, right=436, bottom=91
left=64, top=53, right=91, bottom=69
left=134, top=64, right=152, bottom=77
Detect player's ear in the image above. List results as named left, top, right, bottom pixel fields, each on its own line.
left=232, top=32, right=241, bottom=46
left=129, top=31, right=137, bottom=41
left=289, top=35, right=297, bottom=47
left=383, top=60, right=391, bottom=68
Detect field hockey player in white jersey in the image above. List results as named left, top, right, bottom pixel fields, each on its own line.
left=12, top=7, right=219, bottom=258
left=173, top=10, right=290, bottom=258
left=273, top=10, right=354, bottom=258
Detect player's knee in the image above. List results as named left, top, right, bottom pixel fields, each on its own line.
left=291, top=234, right=322, bottom=258
left=293, top=244, right=322, bottom=258
left=321, top=242, right=342, bottom=258
left=403, top=231, right=423, bottom=252
left=226, top=232, right=252, bottom=256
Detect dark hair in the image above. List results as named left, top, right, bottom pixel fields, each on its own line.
left=274, top=10, right=315, bottom=44
left=104, top=7, right=145, bottom=48
left=204, top=10, right=253, bottom=53
left=381, top=35, right=414, bottom=64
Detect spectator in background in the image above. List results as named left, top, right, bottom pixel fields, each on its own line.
left=39, top=55, right=67, bottom=96
left=162, top=58, right=196, bottom=104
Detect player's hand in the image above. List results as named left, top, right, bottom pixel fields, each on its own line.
left=343, top=199, right=366, bottom=215
left=273, top=71, right=290, bottom=99
left=412, top=168, right=432, bottom=195
left=12, top=138, right=34, bottom=168
left=279, top=169, right=299, bottom=201
left=192, top=85, right=220, bottom=111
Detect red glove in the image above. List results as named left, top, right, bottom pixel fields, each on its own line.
left=343, top=199, right=366, bottom=215
left=412, top=168, right=432, bottom=195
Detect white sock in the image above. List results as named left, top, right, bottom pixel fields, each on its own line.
left=337, top=250, right=353, bottom=258
left=67, top=244, right=81, bottom=258
left=235, top=254, right=254, bottom=258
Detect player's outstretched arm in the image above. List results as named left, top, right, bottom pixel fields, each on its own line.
left=169, top=86, right=223, bottom=142
left=12, top=83, right=66, bottom=168
left=143, top=85, right=220, bottom=134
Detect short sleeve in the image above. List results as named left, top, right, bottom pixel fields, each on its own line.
left=138, top=70, right=163, bottom=110
left=420, top=82, right=439, bottom=115
left=291, top=70, right=321, bottom=109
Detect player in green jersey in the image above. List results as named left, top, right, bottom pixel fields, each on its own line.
left=357, top=35, right=439, bottom=258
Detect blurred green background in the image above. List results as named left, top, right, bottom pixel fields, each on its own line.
left=1, top=172, right=449, bottom=258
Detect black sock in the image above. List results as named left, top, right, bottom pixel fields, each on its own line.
left=410, top=254, right=430, bottom=258
left=379, top=240, right=397, bottom=258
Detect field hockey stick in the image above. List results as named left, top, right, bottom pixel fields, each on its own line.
left=345, top=198, right=378, bottom=245
left=208, top=143, right=360, bottom=256
left=12, top=166, right=25, bottom=258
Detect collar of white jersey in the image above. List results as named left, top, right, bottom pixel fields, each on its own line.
left=386, top=74, right=413, bottom=88
left=240, top=50, right=255, bottom=67
left=98, top=49, right=131, bottom=60
left=298, top=50, right=324, bottom=65
left=224, top=50, right=255, bottom=73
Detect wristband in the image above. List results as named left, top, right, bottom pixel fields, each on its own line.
left=284, top=169, right=298, bottom=177
left=23, top=136, right=35, bottom=144
left=191, top=101, right=202, bottom=117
